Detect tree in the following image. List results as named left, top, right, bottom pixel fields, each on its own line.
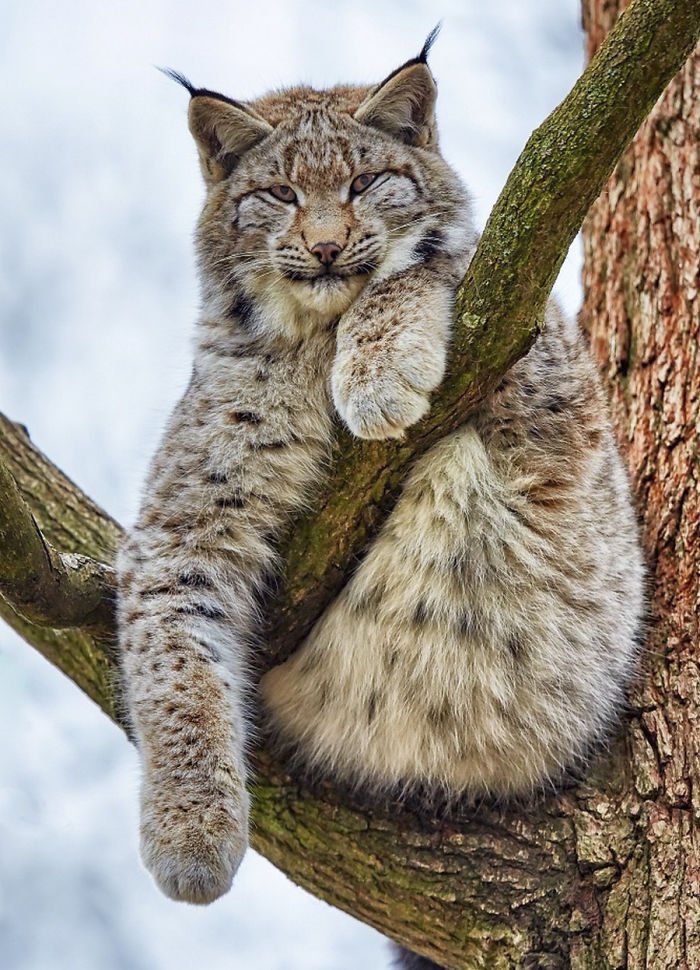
left=0, top=1, right=698, bottom=966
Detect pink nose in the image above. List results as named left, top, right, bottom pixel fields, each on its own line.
left=310, top=241, right=343, bottom=265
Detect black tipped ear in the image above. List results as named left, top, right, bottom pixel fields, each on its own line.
left=160, top=69, right=273, bottom=186
left=354, top=30, right=440, bottom=148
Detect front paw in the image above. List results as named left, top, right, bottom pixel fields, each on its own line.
left=332, top=344, right=444, bottom=439
left=140, top=770, right=249, bottom=905
left=332, top=330, right=446, bottom=440
left=333, top=368, right=431, bottom=440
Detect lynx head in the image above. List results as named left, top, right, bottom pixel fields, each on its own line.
left=166, top=30, right=470, bottom=336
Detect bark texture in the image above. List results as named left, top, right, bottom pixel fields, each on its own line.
left=0, top=418, right=123, bottom=725
left=576, top=2, right=700, bottom=965
left=0, top=1, right=699, bottom=967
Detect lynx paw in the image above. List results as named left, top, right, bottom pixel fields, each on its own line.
left=335, top=373, right=431, bottom=440
left=332, top=333, right=446, bottom=440
left=140, top=774, right=249, bottom=905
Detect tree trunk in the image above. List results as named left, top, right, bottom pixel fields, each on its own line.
left=576, top=5, right=700, bottom=964
left=0, top=3, right=699, bottom=968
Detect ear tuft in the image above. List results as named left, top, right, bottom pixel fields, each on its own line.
left=354, top=39, right=440, bottom=149
left=159, top=68, right=273, bottom=187
left=418, top=23, right=441, bottom=63
left=157, top=67, right=197, bottom=97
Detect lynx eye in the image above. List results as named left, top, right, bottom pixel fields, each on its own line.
left=350, top=173, right=378, bottom=195
left=268, top=184, right=297, bottom=203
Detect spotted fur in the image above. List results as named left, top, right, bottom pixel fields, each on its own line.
left=118, top=46, right=643, bottom=928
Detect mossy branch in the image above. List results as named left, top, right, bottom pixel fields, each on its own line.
left=0, top=418, right=123, bottom=723
left=0, top=458, right=115, bottom=632
left=1, top=1, right=699, bottom=965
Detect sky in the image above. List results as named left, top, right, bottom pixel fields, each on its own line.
left=0, top=2, right=585, bottom=968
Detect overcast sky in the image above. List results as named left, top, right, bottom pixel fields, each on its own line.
left=0, top=2, right=584, bottom=968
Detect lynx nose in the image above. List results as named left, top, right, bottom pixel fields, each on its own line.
left=310, top=241, right=343, bottom=266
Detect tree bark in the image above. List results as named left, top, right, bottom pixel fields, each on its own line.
left=0, top=1, right=699, bottom=967
left=577, top=2, right=700, bottom=965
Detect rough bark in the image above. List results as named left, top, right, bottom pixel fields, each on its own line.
left=576, top=1, right=700, bottom=965
left=0, top=0, right=699, bottom=967
left=0, top=457, right=115, bottom=631
left=0, top=419, right=123, bottom=725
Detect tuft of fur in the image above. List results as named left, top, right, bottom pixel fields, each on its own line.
left=118, top=44, right=644, bottom=910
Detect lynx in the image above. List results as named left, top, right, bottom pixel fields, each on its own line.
left=117, top=34, right=644, bottom=970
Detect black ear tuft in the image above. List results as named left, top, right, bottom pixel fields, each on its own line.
left=157, top=67, right=244, bottom=109
left=157, top=67, right=197, bottom=96
left=419, top=24, right=441, bottom=63
left=158, top=67, right=273, bottom=186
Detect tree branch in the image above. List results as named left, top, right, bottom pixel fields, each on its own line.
left=0, top=418, right=123, bottom=725
left=1, top=1, right=699, bottom=966
left=0, top=458, right=114, bottom=632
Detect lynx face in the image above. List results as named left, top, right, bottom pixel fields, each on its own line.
left=175, top=57, right=469, bottom=334
left=204, top=115, right=430, bottom=321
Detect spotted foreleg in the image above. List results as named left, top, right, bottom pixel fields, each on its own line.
left=118, top=540, right=255, bottom=904
left=332, top=266, right=456, bottom=440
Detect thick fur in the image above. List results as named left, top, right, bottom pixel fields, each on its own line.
left=117, top=51, right=644, bottom=920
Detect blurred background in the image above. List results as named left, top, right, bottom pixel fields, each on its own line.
left=0, top=1, right=584, bottom=967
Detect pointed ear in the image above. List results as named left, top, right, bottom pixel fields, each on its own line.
left=354, top=40, right=439, bottom=148
left=188, top=95, right=273, bottom=186
left=160, top=69, right=273, bottom=186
